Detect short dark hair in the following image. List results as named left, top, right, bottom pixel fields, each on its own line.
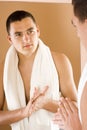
left=6, top=10, right=36, bottom=34
left=72, top=0, right=87, bottom=22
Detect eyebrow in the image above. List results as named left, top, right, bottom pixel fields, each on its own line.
left=14, top=27, right=35, bottom=35
left=27, top=27, right=35, bottom=31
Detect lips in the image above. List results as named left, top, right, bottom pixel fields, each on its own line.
left=23, top=44, right=33, bottom=48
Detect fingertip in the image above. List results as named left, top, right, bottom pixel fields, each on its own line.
left=65, top=97, right=71, bottom=101
left=58, top=107, right=61, bottom=111
left=60, top=97, right=64, bottom=101
left=58, top=101, right=62, bottom=106
left=46, top=85, right=49, bottom=90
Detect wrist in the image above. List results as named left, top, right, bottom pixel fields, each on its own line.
left=21, top=107, right=29, bottom=118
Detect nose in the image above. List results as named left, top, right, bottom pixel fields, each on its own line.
left=22, top=32, right=30, bottom=43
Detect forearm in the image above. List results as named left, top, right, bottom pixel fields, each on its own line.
left=43, top=99, right=58, bottom=113
left=43, top=98, right=77, bottom=113
left=0, top=108, right=26, bottom=125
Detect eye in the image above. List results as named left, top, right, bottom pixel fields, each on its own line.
left=15, top=32, right=22, bottom=38
left=27, top=29, right=35, bottom=35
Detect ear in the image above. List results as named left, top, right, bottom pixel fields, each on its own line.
left=85, top=19, right=87, bottom=23
left=7, top=35, right=13, bottom=45
left=36, top=25, right=40, bottom=37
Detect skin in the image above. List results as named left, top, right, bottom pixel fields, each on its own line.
left=0, top=16, right=77, bottom=125
left=53, top=97, right=82, bottom=130
left=53, top=12, right=87, bottom=130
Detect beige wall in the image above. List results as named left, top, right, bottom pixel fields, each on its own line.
left=0, top=2, right=80, bottom=130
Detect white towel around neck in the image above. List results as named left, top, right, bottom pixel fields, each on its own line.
left=3, top=39, right=60, bottom=130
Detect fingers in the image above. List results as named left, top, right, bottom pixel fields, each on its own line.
left=59, top=97, right=73, bottom=114
left=40, top=86, right=49, bottom=95
left=28, top=103, right=35, bottom=116
left=53, top=97, right=78, bottom=130
left=53, top=111, right=65, bottom=129
left=26, top=98, right=35, bottom=116
left=32, top=86, right=49, bottom=103
left=53, top=109, right=64, bottom=121
left=60, top=97, right=77, bottom=115
left=31, top=87, right=41, bottom=103
left=54, top=97, right=73, bottom=123
left=66, top=98, right=78, bottom=112
left=27, top=86, right=49, bottom=114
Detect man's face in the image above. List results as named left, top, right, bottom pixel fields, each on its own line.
left=72, top=14, right=87, bottom=44
left=8, top=17, right=40, bottom=56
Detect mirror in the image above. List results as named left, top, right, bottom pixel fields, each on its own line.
left=0, top=2, right=80, bottom=130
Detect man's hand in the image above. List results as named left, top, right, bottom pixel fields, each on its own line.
left=22, top=86, right=49, bottom=118
left=32, top=86, right=49, bottom=111
left=53, top=97, right=82, bottom=130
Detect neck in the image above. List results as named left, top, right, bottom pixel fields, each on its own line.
left=81, top=39, right=87, bottom=50
left=18, top=48, right=38, bottom=66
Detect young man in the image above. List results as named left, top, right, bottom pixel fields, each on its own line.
left=53, top=0, right=87, bottom=130
left=0, top=10, right=77, bottom=130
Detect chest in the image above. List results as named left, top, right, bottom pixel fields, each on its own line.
left=19, top=65, right=32, bottom=103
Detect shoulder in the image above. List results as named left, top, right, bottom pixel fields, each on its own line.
left=51, top=51, right=72, bottom=71
left=51, top=51, right=70, bottom=63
